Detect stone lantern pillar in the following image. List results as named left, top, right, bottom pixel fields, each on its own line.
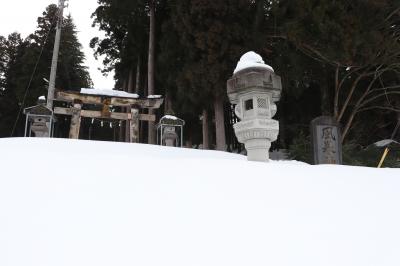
left=163, top=126, right=178, bottom=147
left=227, top=52, right=282, bottom=162
left=157, top=115, right=185, bottom=147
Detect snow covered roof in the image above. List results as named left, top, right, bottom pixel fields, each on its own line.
left=159, top=115, right=185, bottom=125
left=1, top=138, right=400, bottom=266
left=147, top=95, right=162, bottom=99
left=233, top=51, right=274, bottom=74
left=80, top=88, right=139, bottom=98
left=23, top=104, right=53, bottom=115
left=374, top=139, right=400, bottom=147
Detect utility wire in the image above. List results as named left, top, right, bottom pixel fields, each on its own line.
left=10, top=17, right=57, bottom=137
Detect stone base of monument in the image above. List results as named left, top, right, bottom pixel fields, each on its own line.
left=243, top=139, right=271, bottom=162
left=233, top=118, right=279, bottom=162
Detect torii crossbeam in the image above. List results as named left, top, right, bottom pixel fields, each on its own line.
left=53, top=90, right=164, bottom=143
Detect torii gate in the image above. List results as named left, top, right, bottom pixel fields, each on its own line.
left=53, top=90, right=163, bottom=142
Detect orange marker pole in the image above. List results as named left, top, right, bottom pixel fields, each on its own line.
left=377, top=148, right=390, bottom=168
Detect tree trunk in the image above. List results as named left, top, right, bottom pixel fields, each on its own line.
left=321, top=82, right=331, bottom=116
left=140, top=76, right=148, bottom=143
left=334, top=66, right=339, bottom=119
left=120, top=78, right=128, bottom=142
left=127, top=67, right=134, bottom=93
left=341, top=110, right=356, bottom=143
left=185, top=138, right=193, bottom=148
left=164, top=89, right=173, bottom=114
left=202, top=109, right=210, bottom=149
left=126, top=67, right=135, bottom=141
left=252, top=0, right=265, bottom=48
left=135, top=56, right=141, bottom=94
left=147, top=0, right=156, bottom=144
left=125, top=119, right=130, bottom=142
left=147, top=1, right=155, bottom=96
left=119, top=121, right=125, bottom=142
left=337, top=74, right=364, bottom=123
left=317, top=67, right=332, bottom=116
left=214, top=95, right=226, bottom=151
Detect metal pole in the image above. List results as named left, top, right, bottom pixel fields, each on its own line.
left=49, top=116, right=53, bottom=137
left=24, top=115, right=29, bottom=137
left=51, top=117, right=55, bottom=137
left=46, top=0, right=66, bottom=110
left=181, top=125, right=183, bottom=147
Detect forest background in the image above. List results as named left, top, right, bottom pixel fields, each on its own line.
left=0, top=0, right=399, bottom=166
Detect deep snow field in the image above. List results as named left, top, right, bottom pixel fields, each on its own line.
left=1, top=138, right=399, bottom=266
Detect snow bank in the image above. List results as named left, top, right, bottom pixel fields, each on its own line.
left=1, top=138, right=400, bottom=266
left=81, top=88, right=139, bottom=98
left=234, top=51, right=274, bottom=74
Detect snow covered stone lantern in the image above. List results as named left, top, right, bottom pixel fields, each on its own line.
left=227, top=52, right=282, bottom=162
left=157, top=115, right=185, bottom=147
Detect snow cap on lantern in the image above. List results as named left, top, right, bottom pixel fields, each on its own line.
left=233, top=51, right=274, bottom=74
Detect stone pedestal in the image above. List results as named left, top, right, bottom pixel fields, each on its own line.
left=244, top=139, right=271, bottom=162
left=227, top=52, right=282, bottom=162
left=31, top=118, right=51, bottom=137
left=163, top=126, right=178, bottom=147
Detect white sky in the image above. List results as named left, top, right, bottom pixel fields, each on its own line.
left=0, top=0, right=115, bottom=89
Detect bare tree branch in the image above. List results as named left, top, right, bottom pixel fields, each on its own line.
left=357, top=106, right=400, bottom=113
left=359, top=92, right=400, bottom=108
left=334, top=65, right=339, bottom=118
left=337, top=74, right=364, bottom=122
left=385, top=6, right=400, bottom=22
left=368, top=85, right=400, bottom=94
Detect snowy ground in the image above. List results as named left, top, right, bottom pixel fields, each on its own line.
left=0, top=138, right=399, bottom=266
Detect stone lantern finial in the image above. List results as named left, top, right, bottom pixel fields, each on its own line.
left=227, top=52, right=282, bottom=162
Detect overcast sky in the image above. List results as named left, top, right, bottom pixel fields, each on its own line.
left=0, top=0, right=115, bottom=89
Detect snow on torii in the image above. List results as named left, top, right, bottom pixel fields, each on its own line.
left=52, top=88, right=163, bottom=141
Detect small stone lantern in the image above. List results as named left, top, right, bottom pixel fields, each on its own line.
left=157, top=115, right=185, bottom=147
left=23, top=96, right=54, bottom=138
left=227, top=52, right=282, bottom=162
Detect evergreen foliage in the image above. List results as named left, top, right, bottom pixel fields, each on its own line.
left=0, top=4, right=92, bottom=137
left=269, top=0, right=400, bottom=142
left=1, top=1, right=399, bottom=166
left=89, top=0, right=399, bottom=163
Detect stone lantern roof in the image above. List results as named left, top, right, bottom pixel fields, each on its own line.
left=227, top=52, right=282, bottom=104
left=23, top=104, right=53, bottom=116
left=158, top=115, right=185, bottom=126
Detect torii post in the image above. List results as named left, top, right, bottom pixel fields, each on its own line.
left=53, top=90, right=164, bottom=142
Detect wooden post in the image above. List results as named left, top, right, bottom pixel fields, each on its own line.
left=130, top=108, right=140, bottom=143
left=69, top=102, right=82, bottom=139
left=125, top=107, right=131, bottom=142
